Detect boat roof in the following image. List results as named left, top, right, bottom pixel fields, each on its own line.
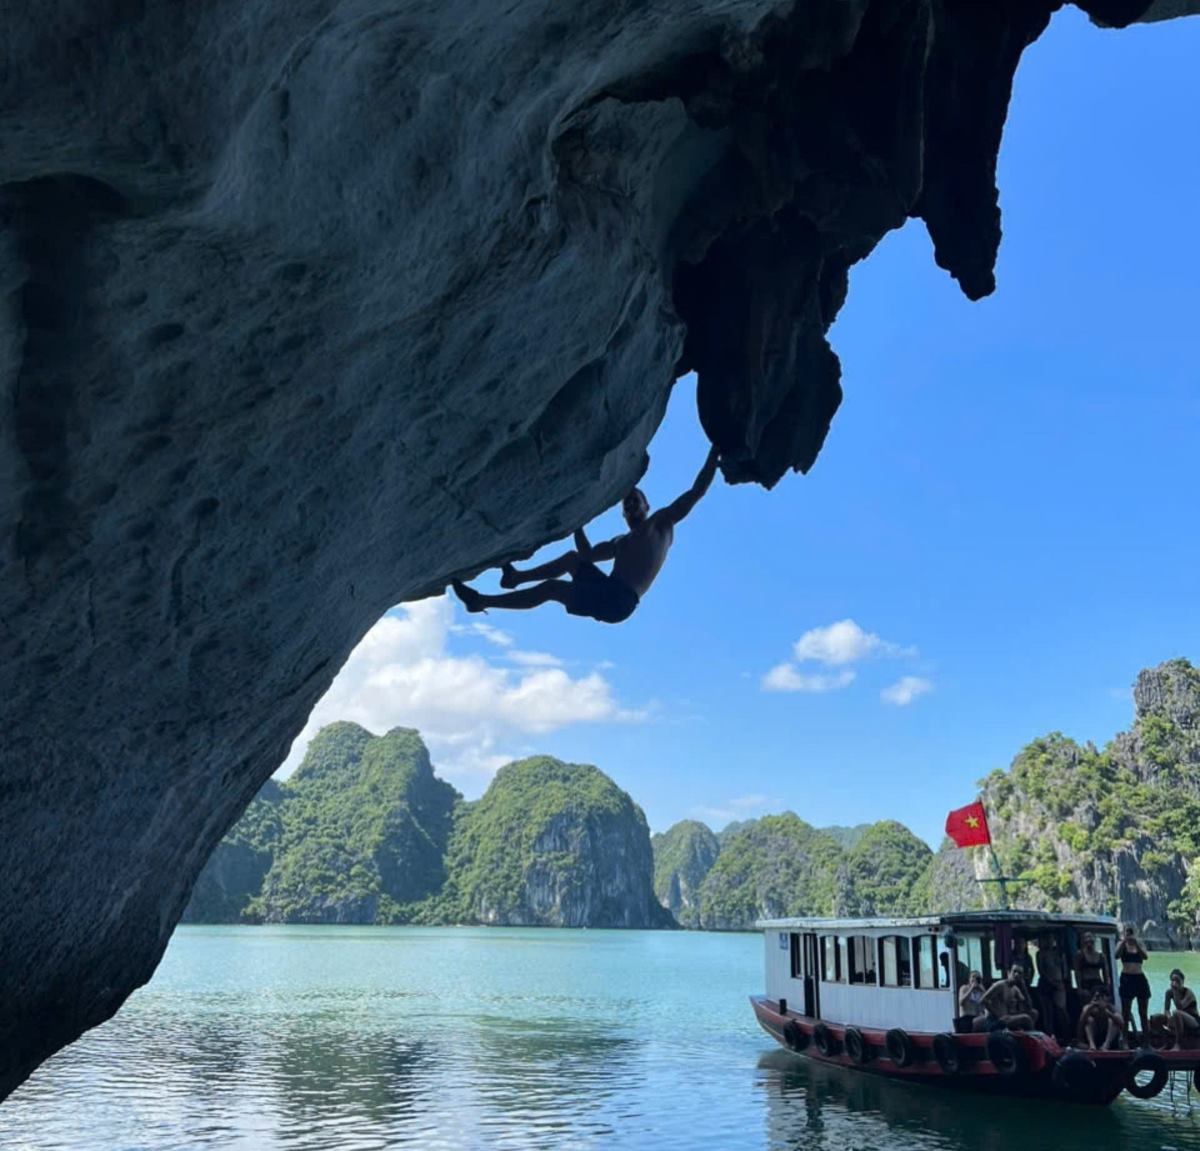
left=756, top=910, right=1120, bottom=933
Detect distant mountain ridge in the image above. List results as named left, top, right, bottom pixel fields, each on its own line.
left=186, top=660, right=1200, bottom=944
left=184, top=726, right=666, bottom=928
left=652, top=814, right=932, bottom=931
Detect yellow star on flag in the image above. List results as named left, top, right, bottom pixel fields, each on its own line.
left=966, top=815, right=980, bottom=828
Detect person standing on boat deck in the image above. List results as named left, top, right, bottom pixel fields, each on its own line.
left=978, top=965, right=1036, bottom=1032
left=1116, top=924, right=1151, bottom=1039
left=1011, top=936, right=1035, bottom=988
left=1073, top=932, right=1109, bottom=997
left=452, top=447, right=720, bottom=624
left=1152, top=968, right=1200, bottom=1049
left=1036, top=935, right=1070, bottom=1042
left=1077, top=989, right=1125, bottom=1051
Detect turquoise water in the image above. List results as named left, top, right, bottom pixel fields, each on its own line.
left=3, top=928, right=1199, bottom=1150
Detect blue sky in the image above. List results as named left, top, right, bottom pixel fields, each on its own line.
left=281, top=10, right=1199, bottom=847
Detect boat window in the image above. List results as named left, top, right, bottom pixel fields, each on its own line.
left=848, top=936, right=878, bottom=985
left=820, top=935, right=843, bottom=983
left=915, top=935, right=948, bottom=989
left=879, top=935, right=913, bottom=987
left=789, top=933, right=803, bottom=979
left=957, top=931, right=997, bottom=984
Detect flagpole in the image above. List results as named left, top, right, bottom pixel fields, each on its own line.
left=981, top=804, right=1009, bottom=910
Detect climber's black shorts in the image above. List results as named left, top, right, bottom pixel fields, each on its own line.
left=566, top=562, right=639, bottom=624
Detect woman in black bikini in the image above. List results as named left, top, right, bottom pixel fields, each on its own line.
left=1074, top=931, right=1109, bottom=995
left=1116, top=923, right=1151, bottom=1039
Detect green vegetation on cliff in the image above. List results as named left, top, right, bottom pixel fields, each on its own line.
left=651, top=820, right=720, bottom=928
left=980, top=659, right=1200, bottom=945
left=698, top=815, right=845, bottom=929
left=841, top=821, right=934, bottom=917
left=649, top=815, right=934, bottom=931
left=190, top=733, right=666, bottom=928
left=250, top=723, right=459, bottom=923
left=438, top=756, right=669, bottom=927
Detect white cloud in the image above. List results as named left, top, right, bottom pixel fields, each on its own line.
left=763, top=619, right=920, bottom=697
left=881, top=676, right=933, bottom=706
left=792, top=619, right=913, bottom=666
left=762, top=664, right=856, bottom=693
left=277, top=595, right=645, bottom=793
left=506, top=650, right=564, bottom=668
left=455, top=621, right=514, bottom=647
left=689, top=793, right=778, bottom=827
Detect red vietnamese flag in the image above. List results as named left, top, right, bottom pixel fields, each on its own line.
left=945, top=801, right=991, bottom=848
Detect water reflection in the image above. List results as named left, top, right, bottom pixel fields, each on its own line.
left=5, top=930, right=1197, bottom=1151
left=757, top=1050, right=1200, bottom=1151
left=467, top=1014, right=638, bottom=1146
left=268, top=1026, right=431, bottom=1133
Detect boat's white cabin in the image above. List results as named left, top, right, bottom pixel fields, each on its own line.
left=759, top=911, right=1120, bottom=1034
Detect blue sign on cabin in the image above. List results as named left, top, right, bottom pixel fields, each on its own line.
left=779, top=932, right=788, bottom=950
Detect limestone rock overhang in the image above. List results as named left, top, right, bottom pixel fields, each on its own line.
left=1, top=0, right=1196, bottom=1101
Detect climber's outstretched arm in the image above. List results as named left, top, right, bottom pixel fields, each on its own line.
left=659, top=445, right=720, bottom=526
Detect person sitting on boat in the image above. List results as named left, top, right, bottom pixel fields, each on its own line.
left=1036, top=935, right=1070, bottom=1042
left=452, top=446, right=720, bottom=625
left=1116, top=924, right=1151, bottom=1039
left=1151, top=968, right=1200, bottom=1049
left=1077, top=989, right=1124, bottom=1051
left=1073, top=931, right=1108, bottom=997
left=958, top=970, right=987, bottom=1026
left=977, top=965, right=1036, bottom=1032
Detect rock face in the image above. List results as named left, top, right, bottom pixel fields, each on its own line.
left=911, top=839, right=987, bottom=915
left=669, top=814, right=934, bottom=930
left=652, top=820, right=721, bottom=928
left=443, top=757, right=670, bottom=928
left=3, top=0, right=1197, bottom=1098
left=694, top=814, right=845, bottom=930
left=249, top=723, right=459, bottom=924
left=982, top=659, right=1200, bottom=948
left=839, top=821, right=934, bottom=918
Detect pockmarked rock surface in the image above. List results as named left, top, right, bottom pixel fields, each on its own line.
left=2, top=0, right=1197, bottom=1098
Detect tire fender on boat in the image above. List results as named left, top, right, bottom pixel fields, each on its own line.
left=782, top=1020, right=808, bottom=1052
left=1125, top=1050, right=1169, bottom=1100
left=932, top=1033, right=960, bottom=1075
left=844, top=1027, right=872, bottom=1065
left=985, top=1030, right=1024, bottom=1076
left=1051, top=1050, right=1100, bottom=1096
left=884, top=1028, right=916, bottom=1067
left=812, top=1022, right=839, bottom=1058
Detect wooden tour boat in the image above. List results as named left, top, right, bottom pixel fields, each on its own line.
left=752, top=910, right=1200, bottom=1105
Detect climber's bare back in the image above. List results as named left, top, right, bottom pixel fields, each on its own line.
left=610, top=514, right=674, bottom=598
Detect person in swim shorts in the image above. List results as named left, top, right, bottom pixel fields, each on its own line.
left=978, top=965, right=1036, bottom=1032
left=452, top=446, right=719, bottom=624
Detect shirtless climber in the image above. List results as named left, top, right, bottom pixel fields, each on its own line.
left=452, top=446, right=720, bottom=624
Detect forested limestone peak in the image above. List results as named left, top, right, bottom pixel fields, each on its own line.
left=440, top=756, right=670, bottom=928
left=981, top=658, right=1200, bottom=946
left=651, top=820, right=721, bottom=928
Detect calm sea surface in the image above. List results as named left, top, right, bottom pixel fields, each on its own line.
left=3, top=928, right=1199, bottom=1151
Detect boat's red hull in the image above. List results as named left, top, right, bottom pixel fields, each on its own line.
left=751, top=996, right=1200, bottom=1105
